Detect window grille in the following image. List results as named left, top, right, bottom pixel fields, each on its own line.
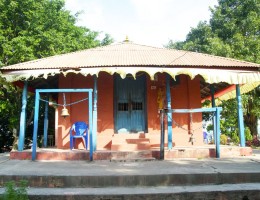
left=132, top=102, right=142, bottom=110
left=118, top=103, right=128, bottom=111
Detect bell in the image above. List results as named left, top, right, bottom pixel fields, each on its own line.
left=61, top=107, right=69, bottom=118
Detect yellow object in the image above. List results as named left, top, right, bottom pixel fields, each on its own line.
left=157, top=87, right=165, bottom=109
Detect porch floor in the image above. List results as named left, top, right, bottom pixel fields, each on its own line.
left=10, top=145, right=252, bottom=161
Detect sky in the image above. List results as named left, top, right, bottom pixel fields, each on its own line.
left=65, top=0, right=218, bottom=47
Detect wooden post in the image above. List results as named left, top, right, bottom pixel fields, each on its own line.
left=236, top=84, right=245, bottom=147
left=166, top=74, right=172, bottom=149
left=93, top=75, right=97, bottom=151
left=18, top=81, right=28, bottom=151
left=43, top=94, right=49, bottom=148
left=32, top=91, right=40, bottom=161
left=160, top=109, right=165, bottom=160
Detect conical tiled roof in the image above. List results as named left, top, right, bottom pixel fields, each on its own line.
left=1, top=41, right=260, bottom=70
left=1, top=41, right=260, bottom=86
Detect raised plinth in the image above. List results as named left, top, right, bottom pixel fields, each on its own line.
left=10, top=146, right=252, bottom=161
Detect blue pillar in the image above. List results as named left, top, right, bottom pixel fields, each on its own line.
left=32, top=91, right=40, bottom=161
left=215, top=107, right=221, bottom=158
left=88, top=90, right=93, bottom=161
left=93, top=75, right=97, bottom=151
left=43, top=94, right=49, bottom=147
left=166, top=74, right=172, bottom=149
left=18, top=81, right=28, bottom=151
left=210, top=84, right=217, bottom=144
left=236, top=84, right=245, bottom=147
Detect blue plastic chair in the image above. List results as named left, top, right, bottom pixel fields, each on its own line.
left=70, top=122, right=88, bottom=150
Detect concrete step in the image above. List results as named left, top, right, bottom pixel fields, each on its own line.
left=110, top=150, right=155, bottom=162
left=111, top=133, right=151, bottom=151
left=0, top=183, right=259, bottom=200
left=1, top=172, right=260, bottom=188
left=126, top=138, right=150, bottom=144
left=1, top=157, right=260, bottom=199
left=111, top=143, right=151, bottom=151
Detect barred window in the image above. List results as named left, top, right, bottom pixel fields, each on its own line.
left=132, top=102, right=142, bottom=110
left=118, top=103, right=128, bottom=111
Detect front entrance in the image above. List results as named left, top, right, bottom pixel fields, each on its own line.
left=114, top=74, right=147, bottom=133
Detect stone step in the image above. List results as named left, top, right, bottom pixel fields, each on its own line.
left=125, top=138, right=150, bottom=144
left=110, top=150, right=154, bottom=161
left=111, top=143, right=151, bottom=151
left=0, top=183, right=259, bottom=200
left=1, top=172, right=259, bottom=188
left=112, top=133, right=146, bottom=138
left=111, top=133, right=151, bottom=151
left=110, top=158, right=156, bottom=162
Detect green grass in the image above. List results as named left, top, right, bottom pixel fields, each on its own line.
left=0, top=180, right=28, bottom=200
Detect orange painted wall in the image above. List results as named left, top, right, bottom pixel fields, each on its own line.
left=58, top=72, right=115, bottom=149
left=95, top=72, right=114, bottom=150
left=147, top=73, right=165, bottom=132
left=58, top=72, right=203, bottom=149
left=170, top=75, right=203, bottom=146
left=146, top=74, right=203, bottom=147
left=57, top=73, right=93, bottom=149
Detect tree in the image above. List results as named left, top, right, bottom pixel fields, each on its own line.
left=167, top=21, right=232, bottom=57
left=166, top=0, right=260, bottom=138
left=0, top=0, right=114, bottom=66
left=0, top=77, right=20, bottom=152
left=210, top=0, right=260, bottom=63
left=0, top=0, right=113, bottom=152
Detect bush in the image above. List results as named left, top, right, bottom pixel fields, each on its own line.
left=0, top=180, right=28, bottom=200
left=232, top=134, right=240, bottom=144
left=252, top=137, right=260, bottom=147
left=246, top=136, right=260, bottom=147
left=245, top=127, right=253, bottom=141
left=220, top=134, right=228, bottom=145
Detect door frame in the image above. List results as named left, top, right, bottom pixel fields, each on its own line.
left=113, top=74, right=148, bottom=133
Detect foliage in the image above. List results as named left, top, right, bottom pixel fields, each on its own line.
left=210, top=0, right=260, bottom=63
left=245, top=127, right=253, bottom=141
left=246, top=136, right=260, bottom=147
left=167, top=0, right=260, bottom=63
left=0, top=180, right=28, bottom=200
left=0, top=0, right=113, bottom=66
left=219, top=99, right=238, bottom=139
left=166, top=0, right=260, bottom=137
left=206, top=124, right=213, bottom=132
left=0, top=77, right=21, bottom=152
left=242, top=87, right=260, bottom=135
left=232, top=133, right=240, bottom=144
left=220, top=134, right=228, bottom=145
left=0, top=0, right=114, bottom=151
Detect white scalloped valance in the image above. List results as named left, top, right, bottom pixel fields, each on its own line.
left=2, top=67, right=260, bottom=85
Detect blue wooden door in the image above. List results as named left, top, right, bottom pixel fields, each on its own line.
left=114, top=75, right=147, bottom=133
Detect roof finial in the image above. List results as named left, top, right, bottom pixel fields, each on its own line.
left=124, top=35, right=129, bottom=42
